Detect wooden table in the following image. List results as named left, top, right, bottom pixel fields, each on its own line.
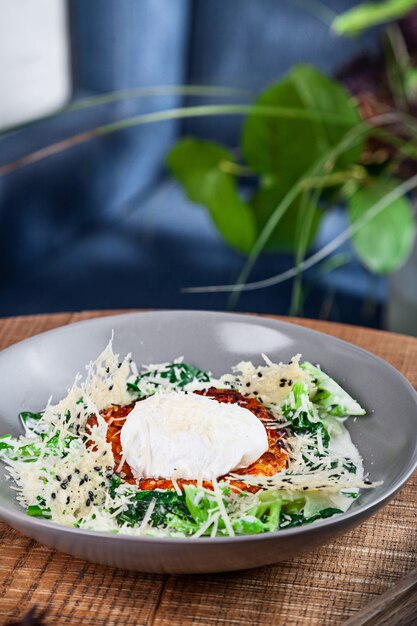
left=0, top=311, right=416, bottom=626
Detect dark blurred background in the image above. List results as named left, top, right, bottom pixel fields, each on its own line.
left=0, top=0, right=412, bottom=329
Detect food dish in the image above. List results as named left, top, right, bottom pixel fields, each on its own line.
left=0, top=311, right=416, bottom=573
left=1, top=344, right=374, bottom=538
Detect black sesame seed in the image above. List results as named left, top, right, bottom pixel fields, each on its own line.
left=288, top=380, right=292, bottom=386
left=66, top=496, right=70, bottom=504
left=279, top=382, right=285, bottom=388
left=118, top=363, right=122, bottom=368
left=94, top=466, right=100, bottom=472
left=246, top=382, right=251, bottom=388
left=75, top=468, right=80, bottom=474
left=109, top=385, right=113, bottom=391
left=51, top=492, right=56, bottom=499
left=56, top=475, right=61, bottom=482
left=106, top=466, right=113, bottom=472
left=364, top=479, right=372, bottom=485
left=257, top=372, right=263, bottom=378
left=67, top=475, right=72, bottom=482
left=106, top=473, right=113, bottom=479
left=303, top=486, right=309, bottom=491
left=253, top=391, right=258, bottom=396
left=83, top=474, right=88, bottom=482
left=79, top=479, right=85, bottom=486
left=60, top=480, right=68, bottom=490
left=86, top=499, right=91, bottom=506
left=106, top=367, right=110, bottom=374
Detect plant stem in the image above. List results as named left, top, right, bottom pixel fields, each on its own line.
left=290, top=186, right=322, bottom=316
left=218, top=161, right=254, bottom=177
left=301, top=165, right=368, bottom=190
left=185, top=172, right=417, bottom=293
left=0, top=104, right=366, bottom=176
left=219, top=123, right=369, bottom=305
left=0, top=85, right=251, bottom=136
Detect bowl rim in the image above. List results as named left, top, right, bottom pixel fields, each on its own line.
left=1, top=309, right=416, bottom=545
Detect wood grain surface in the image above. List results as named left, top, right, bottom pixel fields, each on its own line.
left=0, top=311, right=416, bottom=626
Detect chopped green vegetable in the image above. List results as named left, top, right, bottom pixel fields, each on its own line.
left=280, top=507, right=342, bottom=529
left=281, top=381, right=330, bottom=446
left=114, top=489, right=197, bottom=534
left=278, top=490, right=343, bottom=528
left=127, top=362, right=211, bottom=397
left=301, top=362, right=365, bottom=417
left=19, top=411, right=43, bottom=430
left=108, top=473, right=122, bottom=498
left=0, top=434, right=14, bottom=452
left=233, top=492, right=282, bottom=535
left=27, top=504, right=51, bottom=519
left=184, top=485, right=218, bottom=525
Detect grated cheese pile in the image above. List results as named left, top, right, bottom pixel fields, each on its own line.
left=219, top=354, right=313, bottom=417
left=2, top=341, right=135, bottom=525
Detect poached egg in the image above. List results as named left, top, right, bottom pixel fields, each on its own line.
left=120, top=391, right=268, bottom=480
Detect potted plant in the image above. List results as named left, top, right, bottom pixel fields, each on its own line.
left=166, top=0, right=417, bottom=330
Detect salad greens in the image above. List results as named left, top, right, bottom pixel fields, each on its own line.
left=102, top=481, right=345, bottom=536
left=127, top=361, right=211, bottom=397
left=301, top=362, right=365, bottom=417
left=0, top=345, right=371, bottom=538
left=281, top=381, right=330, bottom=447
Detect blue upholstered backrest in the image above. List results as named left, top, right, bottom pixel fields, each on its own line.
left=0, top=0, right=379, bottom=277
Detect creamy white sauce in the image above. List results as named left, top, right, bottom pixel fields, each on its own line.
left=120, top=391, right=268, bottom=480
left=326, top=417, right=363, bottom=470
left=327, top=417, right=364, bottom=511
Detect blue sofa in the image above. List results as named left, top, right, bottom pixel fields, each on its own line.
left=0, top=0, right=385, bottom=324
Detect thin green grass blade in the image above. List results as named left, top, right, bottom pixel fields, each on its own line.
left=185, top=171, right=417, bottom=294
left=0, top=85, right=251, bottom=136
left=0, top=103, right=364, bottom=176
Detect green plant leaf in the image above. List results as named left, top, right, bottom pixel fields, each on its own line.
left=250, top=181, right=323, bottom=253
left=242, top=65, right=362, bottom=184
left=332, top=0, right=417, bottom=37
left=166, top=138, right=256, bottom=252
left=348, top=180, right=416, bottom=273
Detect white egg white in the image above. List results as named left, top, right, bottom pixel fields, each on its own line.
left=120, top=391, right=269, bottom=480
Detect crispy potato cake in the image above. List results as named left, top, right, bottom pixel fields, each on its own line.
left=87, top=388, right=287, bottom=493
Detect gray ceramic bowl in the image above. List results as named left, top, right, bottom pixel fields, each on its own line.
left=0, top=311, right=416, bottom=574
